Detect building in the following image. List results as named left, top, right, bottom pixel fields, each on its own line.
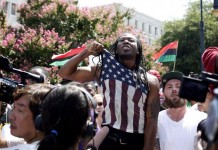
left=127, top=9, right=163, bottom=46
left=1, top=1, right=163, bottom=45
left=103, top=3, right=163, bottom=46
left=0, top=0, right=26, bottom=27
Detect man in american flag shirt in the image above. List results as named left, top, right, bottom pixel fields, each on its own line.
left=58, top=33, right=160, bottom=150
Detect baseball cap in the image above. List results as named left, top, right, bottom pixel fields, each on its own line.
left=162, top=71, right=184, bottom=90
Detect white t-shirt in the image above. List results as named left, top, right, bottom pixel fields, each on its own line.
left=157, top=108, right=207, bottom=150
left=191, top=103, right=198, bottom=111
left=0, top=141, right=39, bottom=150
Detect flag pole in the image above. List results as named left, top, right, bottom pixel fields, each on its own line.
left=172, top=40, right=179, bottom=71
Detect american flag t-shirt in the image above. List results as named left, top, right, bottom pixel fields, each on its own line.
left=99, top=50, right=148, bottom=133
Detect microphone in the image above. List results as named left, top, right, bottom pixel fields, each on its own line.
left=12, top=68, right=45, bottom=83
left=87, top=126, right=109, bottom=149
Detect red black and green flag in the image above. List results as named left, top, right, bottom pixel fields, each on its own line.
left=153, top=41, right=178, bottom=62
left=50, top=45, right=86, bottom=66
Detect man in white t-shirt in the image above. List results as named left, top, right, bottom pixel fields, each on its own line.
left=155, top=71, right=207, bottom=150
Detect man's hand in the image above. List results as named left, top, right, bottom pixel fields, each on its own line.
left=0, top=55, right=13, bottom=72
left=86, top=41, right=104, bottom=56
left=194, top=131, right=207, bottom=150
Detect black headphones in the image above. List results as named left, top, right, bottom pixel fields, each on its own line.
left=35, top=114, right=43, bottom=131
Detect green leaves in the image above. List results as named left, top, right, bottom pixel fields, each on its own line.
left=160, top=1, right=218, bottom=75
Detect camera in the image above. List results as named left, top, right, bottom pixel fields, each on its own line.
left=179, top=71, right=218, bottom=103
left=0, top=77, right=23, bottom=104
left=0, top=55, right=44, bottom=104
left=179, top=71, right=218, bottom=144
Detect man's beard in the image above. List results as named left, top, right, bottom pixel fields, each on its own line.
left=118, top=54, right=135, bottom=60
left=164, top=96, right=186, bottom=108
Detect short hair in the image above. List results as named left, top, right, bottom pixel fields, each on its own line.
left=38, top=84, right=90, bottom=150
left=13, top=83, right=53, bottom=119
left=29, top=66, right=50, bottom=82
left=83, top=82, right=96, bottom=90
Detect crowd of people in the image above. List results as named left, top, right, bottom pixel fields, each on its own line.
left=0, top=33, right=217, bottom=150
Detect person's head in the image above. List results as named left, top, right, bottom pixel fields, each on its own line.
left=9, top=83, right=52, bottom=142
left=162, top=71, right=186, bottom=108
left=202, top=47, right=218, bottom=74
left=83, top=82, right=96, bottom=97
left=202, top=47, right=218, bottom=94
left=93, top=94, right=104, bottom=115
left=109, top=33, right=143, bottom=70
left=38, top=84, right=90, bottom=150
left=28, top=66, right=50, bottom=84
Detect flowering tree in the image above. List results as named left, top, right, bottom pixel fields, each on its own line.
left=0, top=0, right=166, bottom=83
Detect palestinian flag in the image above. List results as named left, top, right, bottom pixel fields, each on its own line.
left=153, top=41, right=178, bottom=62
left=50, top=45, right=86, bottom=66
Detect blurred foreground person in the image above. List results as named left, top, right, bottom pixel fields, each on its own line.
left=0, top=84, right=52, bottom=150
left=194, top=47, right=218, bottom=150
left=202, top=47, right=218, bottom=94
left=37, top=83, right=90, bottom=150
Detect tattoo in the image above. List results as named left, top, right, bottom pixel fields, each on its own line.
left=154, top=138, right=160, bottom=150
left=146, top=96, right=160, bottom=119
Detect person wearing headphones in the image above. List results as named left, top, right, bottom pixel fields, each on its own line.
left=0, top=83, right=53, bottom=149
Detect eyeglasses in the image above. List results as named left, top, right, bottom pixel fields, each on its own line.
left=97, top=102, right=103, bottom=106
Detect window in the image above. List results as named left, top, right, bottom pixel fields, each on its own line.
left=155, top=27, right=158, bottom=35
left=11, top=3, right=16, bottom=15
left=149, top=25, right=152, bottom=34
left=127, top=19, right=130, bottom=26
left=161, top=30, right=163, bottom=35
left=3, top=1, right=8, bottom=13
left=135, top=20, right=138, bottom=29
left=142, top=23, right=145, bottom=31
left=149, top=39, right=152, bottom=45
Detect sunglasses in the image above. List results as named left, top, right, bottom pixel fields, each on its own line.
left=97, top=102, right=103, bottom=106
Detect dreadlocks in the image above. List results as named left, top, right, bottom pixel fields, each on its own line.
left=108, top=33, right=149, bottom=91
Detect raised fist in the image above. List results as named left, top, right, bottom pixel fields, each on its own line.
left=87, top=41, right=104, bottom=56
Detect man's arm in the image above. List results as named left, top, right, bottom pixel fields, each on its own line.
left=154, top=138, right=160, bottom=150
left=58, top=42, right=104, bottom=83
left=143, top=73, right=160, bottom=150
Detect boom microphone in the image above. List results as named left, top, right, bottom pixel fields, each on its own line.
left=12, top=68, right=45, bottom=83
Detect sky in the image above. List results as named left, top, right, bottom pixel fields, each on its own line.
left=78, top=0, right=198, bottom=21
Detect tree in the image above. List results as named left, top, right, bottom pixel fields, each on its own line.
left=159, top=1, right=218, bottom=75
left=1, top=0, right=161, bottom=83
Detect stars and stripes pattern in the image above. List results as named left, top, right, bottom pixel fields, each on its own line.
left=99, top=50, right=148, bottom=133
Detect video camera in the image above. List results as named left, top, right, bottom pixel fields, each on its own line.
left=0, top=55, right=44, bottom=104
left=179, top=71, right=218, bottom=103
left=179, top=71, right=218, bottom=144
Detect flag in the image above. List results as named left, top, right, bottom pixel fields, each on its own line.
left=50, top=45, right=86, bottom=66
left=153, top=41, right=178, bottom=62
left=100, top=50, right=148, bottom=132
